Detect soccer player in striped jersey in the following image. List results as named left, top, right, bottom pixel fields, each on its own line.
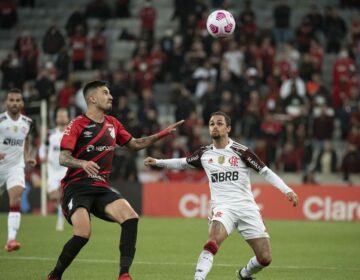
left=47, top=80, right=183, bottom=280
left=144, top=111, right=298, bottom=280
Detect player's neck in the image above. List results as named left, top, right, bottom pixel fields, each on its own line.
left=213, top=137, right=229, bottom=149
left=85, top=109, right=105, bottom=123
left=6, top=111, right=21, bottom=121
left=57, top=125, right=67, bottom=131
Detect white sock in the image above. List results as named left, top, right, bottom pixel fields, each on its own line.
left=8, top=212, right=21, bottom=241
left=241, top=256, right=265, bottom=278
left=194, top=250, right=214, bottom=280
left=57, top=204, right=64, bottom=225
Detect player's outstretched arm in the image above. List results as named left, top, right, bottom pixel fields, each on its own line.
left=144, top=156, right=192, bottom=170
left=59, top=150, right=100, bottom=176
left=260, top=167, right=299, bottom=207
left=126, top=120, right=184, bottom=151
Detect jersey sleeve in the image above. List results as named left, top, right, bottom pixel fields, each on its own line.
left=240, top=148, right=266, bottom=173
left=114, top=119, right=132, bottom=146
left=185, top=148, right=204, bottom=169
left=61, top=120, right=81, bottom=151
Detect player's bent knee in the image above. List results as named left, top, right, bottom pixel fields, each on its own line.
left=73, top=227, right=92, bottom=239
left=257, top=253, right=272, bottom=266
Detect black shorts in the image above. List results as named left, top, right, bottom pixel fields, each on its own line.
left=61, top=184, right=123, bottom=225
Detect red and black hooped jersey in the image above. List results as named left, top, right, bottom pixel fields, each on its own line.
left=60, top=114, right=132, bottom=190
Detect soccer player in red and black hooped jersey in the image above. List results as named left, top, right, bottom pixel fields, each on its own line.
left=46, top=80, right=183, bottom=280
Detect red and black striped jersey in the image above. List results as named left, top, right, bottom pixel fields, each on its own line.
left=60, top=114, right=132, bottom=190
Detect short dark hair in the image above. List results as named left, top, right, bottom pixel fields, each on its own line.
left=7, top=88, right=22, bottom=96
left=210, top=111, right=231, bottom=127
left=83, top=80, right=107, bottom=99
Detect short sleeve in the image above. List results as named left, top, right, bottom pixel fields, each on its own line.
left=61, top=119, right=80, bottom=151
left=115, top=119, right=132, bottom=146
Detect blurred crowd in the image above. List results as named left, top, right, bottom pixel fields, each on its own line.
left=1, top=0, right=360, bottom=185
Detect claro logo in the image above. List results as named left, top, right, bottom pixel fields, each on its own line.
left=303, top=196, right=360, bottom=221
left=179, top=194, right=210, bottom=218
left=178, top=188, right=263, bottom=218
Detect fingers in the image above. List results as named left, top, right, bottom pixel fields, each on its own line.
left=84, top=161, right=100, bottom=176
left=288, top=192, right=299, bottom=207
left=0, top=153, right=5, bottom=160
left=144, top=157, right=155, bottom=166
left=169, top=120, right=185, bottom=129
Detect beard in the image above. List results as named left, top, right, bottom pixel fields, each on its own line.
left=211, top=133, right=220, bottom=140
left=100, top=103, right=112, bottom=113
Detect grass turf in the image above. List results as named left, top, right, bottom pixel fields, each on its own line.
left=0, top=214, right=359, bottom=279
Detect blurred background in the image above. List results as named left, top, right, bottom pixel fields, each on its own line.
left=0, top=0, right=359, bottom=220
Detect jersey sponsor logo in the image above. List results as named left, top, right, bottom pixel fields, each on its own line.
left=83, top=130, right=93, bottom=138
left=63, top=119, right=76, bottom=135
left=247, top=157, right=261, bottom=171
left=86, top=145, right=115, bottom=152
left=3, top=137, right=24, bottom=146
left=228, top=156, right=240, bottom=167
left=210, top=171, right=239, bottom=182
left=188, top=154, right=199, bottom=162
left=217, top=155, right=225, bottom=164
left=89, top=174, right=106, bottom=182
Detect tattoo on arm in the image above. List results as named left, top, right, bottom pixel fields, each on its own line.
left=129, top=135, right=158, bottom=150
left=59, top=150, right=84, bottom=168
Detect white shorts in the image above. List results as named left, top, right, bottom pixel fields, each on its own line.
left=211, top=207, right=270, bottom=240
left=0, top=165, right=25, bottom=190
left=47, top=167, right=65, bottom=193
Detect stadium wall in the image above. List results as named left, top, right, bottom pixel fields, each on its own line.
left=2, top=182, right=360, bottom=221
left=142, top=183, right=360, bottom=222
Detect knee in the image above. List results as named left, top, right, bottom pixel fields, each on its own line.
left=257, top=252, right=272, bottom=267
left=73, top=226, right=91, bottom=239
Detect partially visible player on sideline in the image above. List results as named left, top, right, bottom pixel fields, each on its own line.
left=46, top=80, right=184, bottom=280
left=0, top=88, right=37, bottom=252
left=144, top=111, right=299, bottom=280
left=39, top=107, right=70, bottom=231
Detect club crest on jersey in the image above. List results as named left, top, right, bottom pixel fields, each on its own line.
left=208, top=158, right=213, bottom=164
left=108, top=127, right=115, bottom=138
left=217, top=155, right=225, bottom=164
left=228, top=156, right=240, bottom=167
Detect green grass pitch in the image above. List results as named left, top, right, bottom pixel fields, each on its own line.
left=0, top=214, right=359, bottom=279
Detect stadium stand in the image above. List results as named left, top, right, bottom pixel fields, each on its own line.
left=0, top=0, right=359, bottom=190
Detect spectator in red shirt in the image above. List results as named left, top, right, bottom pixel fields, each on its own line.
left=139, top=0, right=156, bottom=40
left=69, top=25, right=88, bottom=71
left=58, top=79, right=76, bottom=107
left=90, top=25, right=107, bottom=70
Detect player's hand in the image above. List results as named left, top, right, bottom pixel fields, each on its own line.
left=0, top=152, right=5, bottom=161
left=286, top=191, right=298, bottom=207
left=25, top=157, right=37, bottom=167
left=81, top=161, right=100, bottom=176
left=144, top=157, right=157, bottom=167
left=166, top=120, right=185, bottom=133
